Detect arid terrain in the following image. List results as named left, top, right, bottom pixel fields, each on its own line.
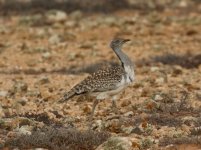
left=0, top=0, right=201, bottom=149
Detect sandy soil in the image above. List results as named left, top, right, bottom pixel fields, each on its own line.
left=0, top=0, right=201, bottom=149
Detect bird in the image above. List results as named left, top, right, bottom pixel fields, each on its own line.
left=59, top=38, right=135, bottom=120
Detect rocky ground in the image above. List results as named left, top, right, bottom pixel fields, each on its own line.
left=0, top=0, right=201, bottom=149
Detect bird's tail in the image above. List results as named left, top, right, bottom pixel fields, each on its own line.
left=58, top=89, right=76, bottom=103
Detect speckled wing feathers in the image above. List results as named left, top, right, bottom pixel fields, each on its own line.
left=61, top=66, right=125, bottom=101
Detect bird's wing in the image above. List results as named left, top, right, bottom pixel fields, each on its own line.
left=73, top=66, right=125, bottom=94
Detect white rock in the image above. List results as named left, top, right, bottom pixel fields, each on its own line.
left=123, top=111, right=134, bottom=117
left=150, top=66, right=159, bottom=72
left=96, top=136, right=133, bottom=150
left=121, top=126, right=134, bottom=134
left=0, top=91, right=8, bottom=97
left=154, top=94, right=163, bottom=101
left=48, top=34, right=62, bottom=45
left=46, top=10, right=67, bottom=23
left=155, top=77, right=165, bottom=84
left=16, top=125, right=33, bottom=135
left=69, top=10, right=83, bottom=20
left=42, top=52, right=51, bottom=59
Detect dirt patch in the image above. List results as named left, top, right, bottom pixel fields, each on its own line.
left=0, top=0, right=201, bottom=149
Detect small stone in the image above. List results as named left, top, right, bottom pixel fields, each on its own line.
left=13, top=81, right=28, bottom=93
left=96, top=136, right=133, bottom=150
left=123, top=111, right=134, bottom=117
left=104, top=17, right=118, bottom=27
left=182, top=116, right=197, bottom=126
left=26, top=59, right=38, bottom=67
left=0, top=91, right=8, bottom=97
left=35, top=28, right=46, bottom=38
left=105, top=119, right=121, bottom=133
left=172, top=66, right=183, bottom=76
left=155, top=77, right=165, bottom=84
left=17, top=97, right=28, bottom=106
left=150, top=66, right=159, bottom=72
left=121, top=100, right=131, bottom=107
left=154, top=94, right=163, bottom=101
left=65, top=20, right=77, bottom=28
left=41, top=90, right=52, bottom=101
left=46, top=10, right=67, bottom=23
left=37, top=76, right=50, bottom=85
left=7, top=131, right=18, bottom=138
left=152, top=44, right=164, bottom=51
left=48, top=34, right=62, bottom=45
left=179, top=1, right=188, bottom=7
left=42, top=52, right=51, bottom=59
left=92, top=120, right=103, bottom=131
left=16, top=125, right=33, bottom=135
left=121, top=126, right=134, bottom=134
left=181, top=124, right=190, bottom=133
left=82, top=104, right=92, bottom=114
left=26, top=90, right=41, bottom=97
left=0, top=106, right=5, bottom=117
left=69, top=10, right=83, bottom=20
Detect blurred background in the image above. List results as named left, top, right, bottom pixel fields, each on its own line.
left=0, top=1, right=201, bottom=149
left=0, top=0, right=200, bottom=71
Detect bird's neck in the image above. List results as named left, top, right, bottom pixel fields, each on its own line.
left=113, top=47, right=135, bottom=82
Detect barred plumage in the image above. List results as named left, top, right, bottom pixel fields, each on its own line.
left=60, top=66, right=126, bottom=102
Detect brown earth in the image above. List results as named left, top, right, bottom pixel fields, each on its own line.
left=0, top=0, right=201, bottom=149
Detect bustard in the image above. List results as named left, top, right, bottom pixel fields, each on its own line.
left=59, top=38, right=135, bottom=120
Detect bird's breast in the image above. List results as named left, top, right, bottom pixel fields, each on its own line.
left=124, top=66, right=135, bottom=83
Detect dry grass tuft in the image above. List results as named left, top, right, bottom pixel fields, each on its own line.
left=159, top=136, right=201, bottom=146
left=5, top=126, right=110, bottom=150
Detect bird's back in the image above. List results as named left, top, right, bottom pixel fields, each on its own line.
left=61, top=65, right=126, bottom=101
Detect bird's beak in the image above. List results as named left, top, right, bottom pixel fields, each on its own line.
left=123, top=39, right=130, bottom=43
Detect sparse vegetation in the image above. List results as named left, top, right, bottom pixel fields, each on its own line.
left=0, top=0, right=201, bottom=149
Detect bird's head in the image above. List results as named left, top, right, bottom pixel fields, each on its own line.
left=110, top=38, right=130, bottom=50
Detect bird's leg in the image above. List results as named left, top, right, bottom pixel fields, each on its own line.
left=88, top=99, right=99, bottom=129
left=88, top=99, right=99, bottom=121
left=112, top=99, right=117, bottom=109
left=111, top=96, right=120, bottom=114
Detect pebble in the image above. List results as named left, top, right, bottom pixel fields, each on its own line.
left=155, top=77, right=165, bottom=84
left=123, top=111, right=134, bottom=117
left=96, top=136, right=134, bottom=150
left=48, top=34, right=62, bottom=45
left=121, top=100, right=131, bottom=107
left=121, top=125, right=134, bottom=134
left=154, top=94, right=163, bottom=101
left=13, top=81, right=28, bottom=93
left=150, top=66, right=159, bottom=72
left=82, top=104, right=92, bottom=114
left=37, top=76, right=50, bottom=85
left=92, top=120, right=103, bottom=131
left=65, top=20, right=77, bottom=28
left=0, top=91, right=8, bottom=97
left=26, top=90, right=41, bottom=97
left=105, top=119, right=121, bottom=133
left=46, top=10, right=67, bottom=23
left=69, top=10, right=83, bottom=20
left=42, top=52, right=51, bottom=59
left=16, top=125, right=33, bottom=135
